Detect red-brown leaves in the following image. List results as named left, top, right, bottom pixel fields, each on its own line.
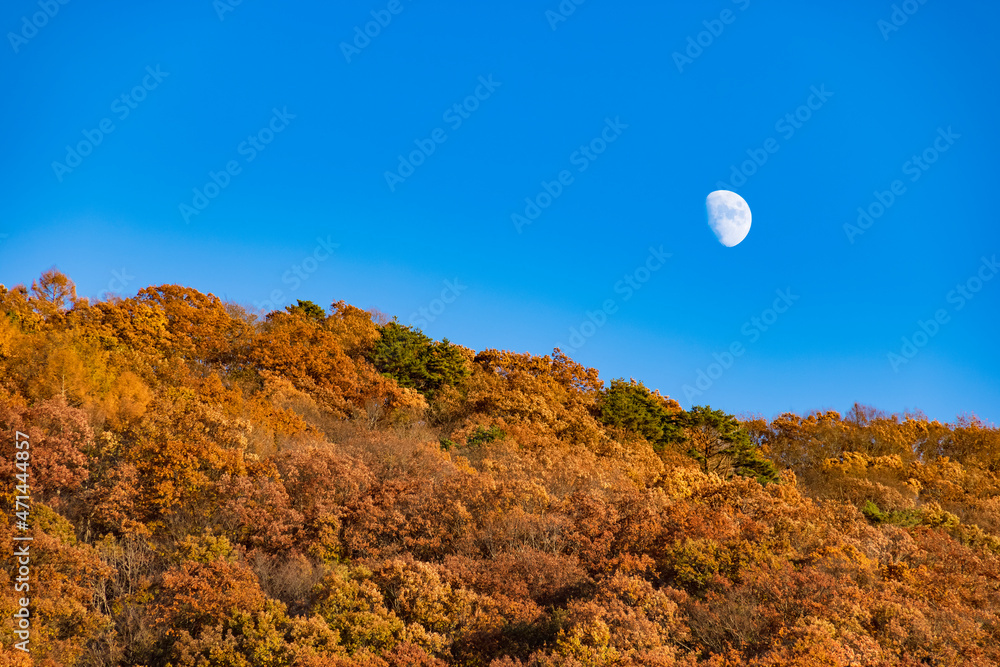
left=0, top=394, right=91, bottom=500
left=5, top=273, right=1000, bottom=666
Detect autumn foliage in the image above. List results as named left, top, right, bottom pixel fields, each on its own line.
left=1, top=270, right=1000, bottom=666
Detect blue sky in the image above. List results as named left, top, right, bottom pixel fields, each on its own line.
left=2, top=0, right=998, bottom=423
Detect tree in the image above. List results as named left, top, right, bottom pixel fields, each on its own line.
left=326, top=300, right=382, bottom=357
left=30, top=268, right=80, bottom=319
left=462, top=348, right=606, bottom=449
left=9, top=268, right=1000, bottom=666
left=286, top=299, right=326, bottom=322
left=130, top=285, right=254, bottom=370
left=369, top=322, right=469, bottom=396
left=252, top=310, right=412, bottom=421
left=598, top=378, right=683, bottom=452
left=673, top=406, right=780, bottom=484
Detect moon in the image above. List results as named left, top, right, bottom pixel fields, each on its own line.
left=706, top=190, right=752, bottom=247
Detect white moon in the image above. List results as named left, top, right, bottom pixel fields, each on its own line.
left=706, top=190, right=752, bottom=247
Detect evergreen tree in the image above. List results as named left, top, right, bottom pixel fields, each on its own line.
left=676, top=405, right=780, bottom=485
left=599, top=378, right=684, bottom=452
left=285, top=299, right=326, bottom=321
left=368, top=321, right=468, bottom=396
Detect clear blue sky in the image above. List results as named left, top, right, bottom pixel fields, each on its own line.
left=2, top=0, right=998, bottom=423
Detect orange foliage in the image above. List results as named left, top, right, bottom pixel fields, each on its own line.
left=0, top=271, right=998, bottom=666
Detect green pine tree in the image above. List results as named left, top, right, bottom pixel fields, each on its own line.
left=674, top=405, right=780, bottom=485
left=368, top=321, right=469, bottom=396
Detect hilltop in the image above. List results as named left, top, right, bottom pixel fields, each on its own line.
left=1, top=270, right=999, bottom=666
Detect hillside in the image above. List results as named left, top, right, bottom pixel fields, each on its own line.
left=1, top=270, right=999, bottom=667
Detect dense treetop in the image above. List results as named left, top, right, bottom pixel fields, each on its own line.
left=1, top=271, right=999, bottom=666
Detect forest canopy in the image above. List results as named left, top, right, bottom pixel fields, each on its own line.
left=1, top=270, right=999, bottom=666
